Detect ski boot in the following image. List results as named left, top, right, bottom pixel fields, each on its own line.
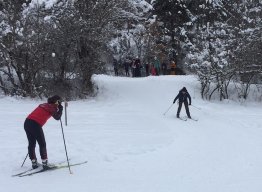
left=31, top=159, right=38, bottom=169
left=42, top=159, right=56, bottom=170
left=42, top=159, right=50, bottom=170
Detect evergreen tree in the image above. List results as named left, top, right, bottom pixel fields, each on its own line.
left=152, top=0, right=191, bottom=63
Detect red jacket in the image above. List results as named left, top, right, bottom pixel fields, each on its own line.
left=27, top=103, right=61, bottom=126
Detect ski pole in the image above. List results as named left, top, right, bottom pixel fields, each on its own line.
left=60, top=119, right=72, bottom=174
left=21, top=153, right=28, bottom=167
left=64, top=101, right=68, bottom=126
left=163, top=103, right=174, bottom=116
left=190, top=104, right=201, bottom=110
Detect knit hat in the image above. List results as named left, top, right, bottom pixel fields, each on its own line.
left=47, top=95, right=61, bottom=104
left=181, top=87, right=187, bottom=92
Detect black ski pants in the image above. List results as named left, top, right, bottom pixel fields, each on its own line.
left=177, top=101, right=191, bottom=118
left=24, top=118, right=47, bottom=161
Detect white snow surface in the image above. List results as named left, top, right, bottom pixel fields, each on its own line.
left=1, top=75, right=262, bottom=192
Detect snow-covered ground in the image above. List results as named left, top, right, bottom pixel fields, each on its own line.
left=1, top=75, right=262, bottom=192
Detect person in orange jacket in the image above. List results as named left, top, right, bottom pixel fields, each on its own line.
left=170, top=60, right=176, bottom=75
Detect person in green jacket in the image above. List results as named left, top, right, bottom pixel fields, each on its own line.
left=153, top=56, right=160, bottom=75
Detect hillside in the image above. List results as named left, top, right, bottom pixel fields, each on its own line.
left=1, top=75, right=262, bottom=192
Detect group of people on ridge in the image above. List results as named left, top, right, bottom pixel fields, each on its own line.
left=113, top=57, right=177, bottom=77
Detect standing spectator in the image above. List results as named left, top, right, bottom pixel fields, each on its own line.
left=153, top=57, right=161, bottom=76
left=124, top=59, right=130, bottom=76
left=170, top=60, right=176, bottom=75
left=151, top=64, right=156, bottom=76
left=134, top=57, right=141, bottom=77
left=161, top=62, right=167, bottom=75
left=131, top=59, right=136, bottom=77
left=145, top=63, right=150, bottom=76
left=113, top=58, right=119, bottom=76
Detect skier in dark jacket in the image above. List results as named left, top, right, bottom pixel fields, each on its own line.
left=24, top=95, right=63, bottom=169
left=173, top=87, right=191, bottom=118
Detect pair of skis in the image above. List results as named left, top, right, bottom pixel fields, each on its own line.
left=12, top=160, right=87, bottom=177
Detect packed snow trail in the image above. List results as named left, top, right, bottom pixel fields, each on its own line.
left=0, top=75, right=262, bottom=192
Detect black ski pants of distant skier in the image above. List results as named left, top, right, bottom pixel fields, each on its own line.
left=177, top=101, right=191, bottom=118
left=24, top=118, right=47, bottom=161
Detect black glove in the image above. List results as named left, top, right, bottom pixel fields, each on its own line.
left=173, top=100, right=175, bottom=104
left=58, top=104, right=63, bottom=111
left=189, top=103, right=191, bottom=105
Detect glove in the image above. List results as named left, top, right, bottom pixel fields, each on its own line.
left=173, top=100, right=175, bottom=104
left=189, top=103, right=191, bottom=105
left=58, top=104, right=63, bottom=111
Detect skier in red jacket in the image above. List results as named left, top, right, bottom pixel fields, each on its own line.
left=24, top=95, right=63, bottom=169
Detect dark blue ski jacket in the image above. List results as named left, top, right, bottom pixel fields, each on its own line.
left=173, top=89, right=191, bottom=104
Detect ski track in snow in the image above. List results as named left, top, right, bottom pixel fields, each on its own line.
left=1, top=75, right=262, bottom=192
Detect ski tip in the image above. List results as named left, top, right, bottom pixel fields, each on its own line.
left=189, top=118, right=198, bottom=121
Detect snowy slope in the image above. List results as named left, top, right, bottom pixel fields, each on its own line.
left=1, top=75, right=262, bottom=192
